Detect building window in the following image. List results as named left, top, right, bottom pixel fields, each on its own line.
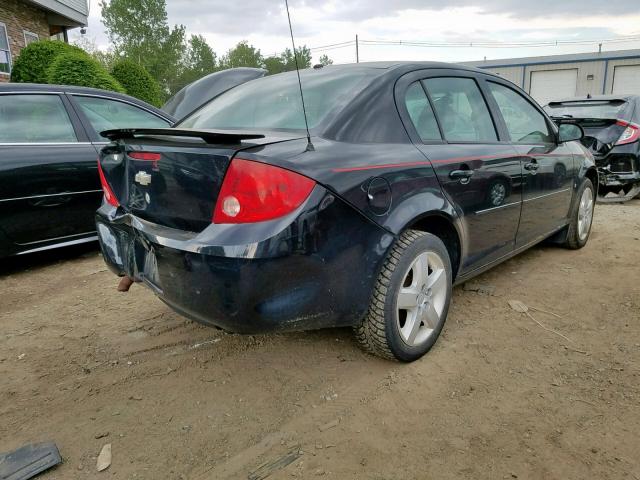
left=24, top=31, right=39, bottom=46
left=0, top=23, right=11, bottom=75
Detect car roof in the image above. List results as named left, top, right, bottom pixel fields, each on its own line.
left=312, top=60, right=494, bottom=77
left=0, top=83, right=174, bottom=120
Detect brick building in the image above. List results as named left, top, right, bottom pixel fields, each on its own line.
left=0, top=0, right=88, bottom=82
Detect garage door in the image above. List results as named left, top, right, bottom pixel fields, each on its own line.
left=529, top=69, right=578, bottom=106
left=612, top=65, right=640, bottom=95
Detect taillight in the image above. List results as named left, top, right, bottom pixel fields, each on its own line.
left=615, top=120, right=640, bottom=146
left=97, top=159, right=119, bottom=207
left=213, top=158, right=315, bottom=224
left=128, top=151, right=162, bottom=161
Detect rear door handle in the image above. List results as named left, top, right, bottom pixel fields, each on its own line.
left=450, top=170, right=474, bottom=182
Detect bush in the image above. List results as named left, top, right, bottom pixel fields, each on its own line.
left=111, top=59, right=162, bottom=106
left=11, top=40, right=88, bottom=83
left=47, top=52, right=125, bottom=93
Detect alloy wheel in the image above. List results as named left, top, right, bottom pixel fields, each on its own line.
left=577, top=187, right=594, bottom=241
left=396, top=251, right=448, bottom=347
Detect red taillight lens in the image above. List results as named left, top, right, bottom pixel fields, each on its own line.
left=97, top=159, right=119, bottom=207
left=213, top=158, right=315, bottom=224
left=615, top=120, right=640, bottom=145
left=128, top=151, right=162, bottom=161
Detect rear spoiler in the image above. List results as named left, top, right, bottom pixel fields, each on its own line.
left=101, top=128, right=265, bottom=144
left=547, top=99, right=628, bottom=107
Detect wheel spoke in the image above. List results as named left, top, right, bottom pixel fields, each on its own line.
left=422, top=302, right=440, bottom=329
left=425, top=268, right=445, bottom=293
left=412, top=254, right=427, bottom=288
left=397, top=289, right=419, bottom=309
left=404, top=310, right=422, bottom=344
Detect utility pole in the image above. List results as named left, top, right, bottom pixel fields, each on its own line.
left=356, top=34, right=359, bottom=63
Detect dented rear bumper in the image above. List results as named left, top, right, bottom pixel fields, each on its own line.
left=96, top=186, right=394, bottom=333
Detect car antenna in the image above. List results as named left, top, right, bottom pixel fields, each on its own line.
left=284, top=0, right=314, bottom=151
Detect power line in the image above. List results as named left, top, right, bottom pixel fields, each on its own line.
left=308, top=34, right=640, bottom=52
left=308, top=40, right=355, bottom=51
left=357, top=34, right=640, bottom=49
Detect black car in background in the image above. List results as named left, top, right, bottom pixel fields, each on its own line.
left=0, top=69, right=274, bottom=259
left=545, top=95, right=640, bottom=201
left=97, top=62, right=597, bottom=361
left=0, top=84, right=174, bottom=258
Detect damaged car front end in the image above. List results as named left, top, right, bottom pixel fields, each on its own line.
left=546, top=96, right=640, bottom=202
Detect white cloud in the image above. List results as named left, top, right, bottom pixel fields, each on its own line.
left=74, top=0, right=640, bottom=64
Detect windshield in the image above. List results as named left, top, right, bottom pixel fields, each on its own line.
left=545, top=101, right=629, bottom=120
left=178, top=67, right=379, bottom=132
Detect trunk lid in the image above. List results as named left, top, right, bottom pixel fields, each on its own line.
left=550, top=117, right=626, bottom=157
left=546, top=98, right=633, bottom=157
left=570, top=118, right=626, bottom=157
left=99, top=128, right=304, bottom=232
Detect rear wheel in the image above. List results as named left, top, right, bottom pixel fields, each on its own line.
left=563, top=178, right=595, bottom=249
left=355, top=230, right=452, bottom=362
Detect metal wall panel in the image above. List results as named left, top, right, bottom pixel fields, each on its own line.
left=604, top=58, right=640, bottom=94
left=522, top=61, right=605, bottom=98
left=483, top=66, right=524, bottom=87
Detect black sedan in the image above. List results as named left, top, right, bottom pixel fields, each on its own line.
left=545, top=95, right=640, bottom=201
left=96, top=62, right=597, bottom=361
left=0, top=84, right=173, bottom=257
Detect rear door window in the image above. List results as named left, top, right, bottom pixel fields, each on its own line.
left=0, top=94, right=77, bottom=143
left=404, top=81, right=441, bottom=142
left=488, top=82, right=554, bottom=144
left=72, top=96, right=169, bottom=139
left=423, top=77, right=497, bottom=142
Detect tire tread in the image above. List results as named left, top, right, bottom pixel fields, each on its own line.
left=354, top=229, right=427, bottom=360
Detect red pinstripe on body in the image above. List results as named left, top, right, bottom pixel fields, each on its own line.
left=331, top=152, right=569, bottom=172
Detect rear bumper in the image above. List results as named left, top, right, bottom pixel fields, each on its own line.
left=594, top=150, right=640, bottom=188
left=96, top=186, right=394, bottom=333
left=598, top=169, right=640, bottom=188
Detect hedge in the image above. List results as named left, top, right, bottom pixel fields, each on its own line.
left=47, top=52, right=125, bottom=93
left=111, top=59, right=162, bottom=106
left=11, top=40, right=88, bottom=84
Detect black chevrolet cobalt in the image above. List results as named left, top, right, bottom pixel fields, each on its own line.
left=96, top=62, right=597, bottom=361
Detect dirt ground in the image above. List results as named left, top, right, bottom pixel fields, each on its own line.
left=1, top=202, right=639, bottom=480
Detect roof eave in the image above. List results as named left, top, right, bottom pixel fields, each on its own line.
left=25, top=0, right=88, bottom=28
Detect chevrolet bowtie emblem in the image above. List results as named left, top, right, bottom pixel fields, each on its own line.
left=134, top=171, right=152, bottom=186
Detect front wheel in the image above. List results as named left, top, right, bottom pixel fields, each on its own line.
left=355, top=230, right=452, bottom=362
left=563, top=178, right=595, bottom=249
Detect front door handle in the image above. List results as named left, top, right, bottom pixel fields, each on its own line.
left=524, top=161, right=540, bottom=172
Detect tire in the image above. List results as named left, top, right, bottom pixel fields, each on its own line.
left=354, top=230, right=453, bottom=362
left=563, top=178, right=595, bottom=250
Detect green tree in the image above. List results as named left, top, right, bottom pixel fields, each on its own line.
left=111, top=59, right=162, bottom=106
left=318, top=54, right=333, bottom=66
left=73, top=35, right=116, bottom=71
left=220, top=41, right=263, bottom=69
left=177, top=35, right=218, bottom=89
left=263, top=55, right=286, bottom=75
left=264, top=46, right=313, bottom=75
left=280, top=46, right=312, bottom=70
left=47, top=52, right=124, bottom=93
left=11, top=40, right=88, bottom=83
left=100, top=0, right=185, bottom=94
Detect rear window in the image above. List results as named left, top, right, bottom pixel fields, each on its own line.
left=178, top=67, right=379, bottom=132
left=545, top=101, right=629, bottom=120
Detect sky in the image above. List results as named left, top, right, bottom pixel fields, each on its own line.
left=74, top=0, right=640, bottom=64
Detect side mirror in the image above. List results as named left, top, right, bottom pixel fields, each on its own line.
left=558, top=123, right=584, bottom=143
